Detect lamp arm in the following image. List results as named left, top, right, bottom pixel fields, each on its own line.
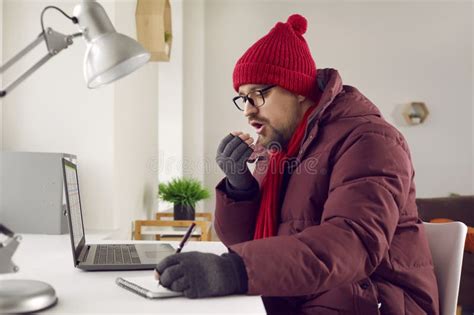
left=0, top=28, right=82, bottom=98
left=0, top=224, right=21, bottom=274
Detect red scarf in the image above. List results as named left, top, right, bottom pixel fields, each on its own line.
left=253, top=104, right=318, bottom=239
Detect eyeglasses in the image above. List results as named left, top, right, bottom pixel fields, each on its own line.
left=232, top=85, right=277, bottom=111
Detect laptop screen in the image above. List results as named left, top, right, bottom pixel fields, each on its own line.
left=62, top=159, right=86, bottom=261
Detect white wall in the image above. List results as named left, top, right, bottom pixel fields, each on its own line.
left=199, top=0, right=473, bottom=211
left=113, top=0, right=159, bottom=238
left=182, top=0, right=206, bottom=210
left=158, top=0, right=184, bottom=212
left=1, top=0, right=159, bottom=238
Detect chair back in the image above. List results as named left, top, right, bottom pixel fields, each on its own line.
left=423, top=222, right=467, bottom=315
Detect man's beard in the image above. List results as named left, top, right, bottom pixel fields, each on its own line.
left=258, top=123, right=294, bottom=152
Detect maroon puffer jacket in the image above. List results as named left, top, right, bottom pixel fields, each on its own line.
left=214, top=68, right=439, bottom=315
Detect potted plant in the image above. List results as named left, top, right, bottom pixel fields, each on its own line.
left=158, top=177, right=210, bottom=220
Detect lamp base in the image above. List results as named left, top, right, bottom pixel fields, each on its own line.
left=0, top=279, right=57, bottom=314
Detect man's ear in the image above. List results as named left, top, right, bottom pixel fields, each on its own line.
left=297, top=94, right=306, bottom=103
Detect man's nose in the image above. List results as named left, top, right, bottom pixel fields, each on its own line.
left=243, top=100, right=258, bottom=117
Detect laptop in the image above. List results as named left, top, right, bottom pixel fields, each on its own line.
left=62, top=158, right=175, bottom=271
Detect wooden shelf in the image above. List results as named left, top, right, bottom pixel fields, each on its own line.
left=136, top=0, right=172, bottom=62
left=402, top=101, right=430, bottom=125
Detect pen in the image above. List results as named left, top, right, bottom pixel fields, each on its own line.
left=155, top=222, right=196, bottom=282
left=175, top=222, right=196, bottom=253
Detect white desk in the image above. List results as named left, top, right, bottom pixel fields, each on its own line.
left=0, top=234, right=266, bottom=314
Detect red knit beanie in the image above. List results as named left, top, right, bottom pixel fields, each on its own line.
left=233, top=14, right=317, bottom=101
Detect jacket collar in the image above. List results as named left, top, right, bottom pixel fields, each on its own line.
left=308, top=68, right=382, bottom=125
left=249, top=68, right=381, bottom=160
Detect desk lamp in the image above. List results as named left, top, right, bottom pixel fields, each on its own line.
left=0, top=0, right=150, bottom=97
left=0, top=0, right=150, bottom=313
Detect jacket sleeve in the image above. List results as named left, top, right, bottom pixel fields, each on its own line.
left=214, top=177, right=262, bottom=246
left=229, top=130, right=412, bottom=296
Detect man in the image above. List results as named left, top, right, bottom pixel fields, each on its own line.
left=156, top=14, right=439, bottom=314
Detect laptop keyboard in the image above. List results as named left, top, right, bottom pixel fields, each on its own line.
left=93, top=244, right=141, bottom=265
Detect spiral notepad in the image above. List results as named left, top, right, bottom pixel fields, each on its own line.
left=116, top=276, right=183, bottom=299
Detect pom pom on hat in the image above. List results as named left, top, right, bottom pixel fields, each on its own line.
left=287, top=14, right=307, bottom=35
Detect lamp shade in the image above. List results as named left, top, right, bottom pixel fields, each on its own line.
left=73, top=0, right=150, bottom=89
left=84, top=32, right=150, bottom=88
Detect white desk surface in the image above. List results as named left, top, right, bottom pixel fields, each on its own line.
left=1, top=233, right=266, bottom=314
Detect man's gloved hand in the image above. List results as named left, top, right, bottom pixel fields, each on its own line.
left=216, top=132, right=257, bottom=191
left=155, top=251, right=248, bottom=299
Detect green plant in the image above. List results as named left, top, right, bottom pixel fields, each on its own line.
left=158, top=177, right=210, bottom=208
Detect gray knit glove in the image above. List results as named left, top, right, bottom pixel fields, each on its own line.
left=155, top=252, right=248, bottom=299
left=216, top=133, right=257, bottom=190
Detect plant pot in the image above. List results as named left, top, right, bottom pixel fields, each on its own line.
left=173, top=204, right=195, bottom=221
